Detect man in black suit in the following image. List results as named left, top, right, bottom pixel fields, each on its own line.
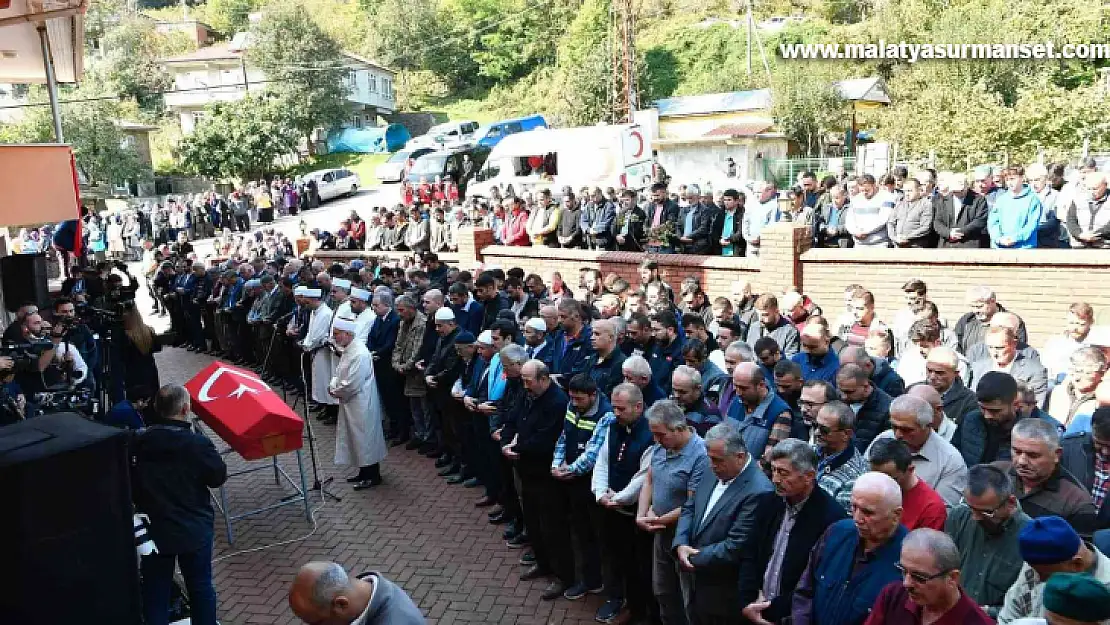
left=738, top=439, right=847, bottom=625
left=933, top=172, right=989, bottom=248
left=673, top=422, right=774, bottom=624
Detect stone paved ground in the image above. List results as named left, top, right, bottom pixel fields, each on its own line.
left=157, top=347, right=604, bottom=625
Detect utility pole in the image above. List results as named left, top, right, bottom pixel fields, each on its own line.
left=610, top=0, right=636, bottom=123
left=743, top=0, right=771, bottom=83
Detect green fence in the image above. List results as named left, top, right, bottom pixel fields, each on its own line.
left=760, top=157, right=856, bottom=188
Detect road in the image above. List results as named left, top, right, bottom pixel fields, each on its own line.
left=188, top=183, right=406, bottom=260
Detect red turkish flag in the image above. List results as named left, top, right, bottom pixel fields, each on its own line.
left=184, top=361, right=303, bottom=460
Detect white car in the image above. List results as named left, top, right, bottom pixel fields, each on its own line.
left=305, top=168, right=360, bottom=202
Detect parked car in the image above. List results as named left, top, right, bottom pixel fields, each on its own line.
left=407, top=120, right=480, bottom=149
left=305, top=168, right=361, bottom=202
left=375, top=148, right=435, bottom=184
left=406, top=145, right=492, bottom=189
left=474, top=115, right=548, bottom=148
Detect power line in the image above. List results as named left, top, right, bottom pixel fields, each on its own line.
left=0, top=0, right=556, bottom=112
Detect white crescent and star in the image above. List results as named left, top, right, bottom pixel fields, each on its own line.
left=197, top=366, right=271, bottom=402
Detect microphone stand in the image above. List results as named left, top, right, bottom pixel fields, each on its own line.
left=286, top=343, right=342, bottom=502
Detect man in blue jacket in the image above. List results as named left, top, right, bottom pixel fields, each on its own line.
left=791, top=471, right=907, bottom=625
left=989, top=166, right=1043, bottom=248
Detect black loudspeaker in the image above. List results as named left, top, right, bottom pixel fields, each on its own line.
left=1, top=253, right=51, bottom=312
left=0, top=413, right=142, bottom=625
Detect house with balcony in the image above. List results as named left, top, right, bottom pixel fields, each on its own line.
left=159, top=37, right=395, bottom=134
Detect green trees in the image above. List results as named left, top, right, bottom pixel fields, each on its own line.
left=247, top=3, right=351, bottom=153
left=2, top=93, right=145, bottom=186
left=176, top=94, right=300, bottom=181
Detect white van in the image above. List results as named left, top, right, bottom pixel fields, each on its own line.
left=467, top=124, right=653, bottom=199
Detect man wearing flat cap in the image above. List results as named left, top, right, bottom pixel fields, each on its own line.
left=998, top=515, right=1110, bottom=624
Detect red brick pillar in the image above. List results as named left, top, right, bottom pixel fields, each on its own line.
left=457, top=227, right=494, bottom=269
left=758, top=222, right=811, bottom=293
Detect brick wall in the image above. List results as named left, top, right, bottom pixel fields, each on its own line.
left=311, top=224, right=1110, bottom=349
left=480, top=243, right=760, bottom=299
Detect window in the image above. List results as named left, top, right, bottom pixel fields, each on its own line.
left=505, top=122, right=523, bottom=134
left=369, top=75, right=377, bottom=93
left=192, top=111, right=207, bottom=126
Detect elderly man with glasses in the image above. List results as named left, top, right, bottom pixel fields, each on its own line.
left=863, top=528, right=993, bottom=625
left=945, top=464, right=1031, bottom=619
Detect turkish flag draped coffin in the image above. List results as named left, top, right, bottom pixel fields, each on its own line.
left=184, top=361, right=304, bottom=460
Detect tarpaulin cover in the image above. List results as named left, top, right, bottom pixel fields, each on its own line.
left=184, top=361, right=303, bottom=460
left=327, top=124, right=412, bottom=154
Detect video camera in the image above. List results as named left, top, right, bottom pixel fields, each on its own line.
left=0, top=338, right=55, bottom=374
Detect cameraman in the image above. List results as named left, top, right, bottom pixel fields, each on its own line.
left=44, top=316, right=89, bottom=388
left=9, top=312, right=58, bottom=396
left=52, top=298, right=99, bottom=381
left=131, top=384, right=227, bottom=625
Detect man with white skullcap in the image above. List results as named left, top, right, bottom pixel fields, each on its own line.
left=299, top=287, right=339, bottom=423
left=329, top=316, right=387, bottom=489
left=422, top=307, right=464, bottom=470
left=346, top=287, right=373, bottom=344
left=523, top=316, right=554, bottom=368
left=330, top=277, right=353, bottom=321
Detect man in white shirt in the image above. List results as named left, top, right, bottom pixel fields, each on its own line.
left=845, top=173, right=897, bottom=247
left=865, top=394, right=967, bottom=505
left=908, top=383, right=957, bottom=442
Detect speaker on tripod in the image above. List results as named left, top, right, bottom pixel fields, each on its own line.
left=1, top=252, right=51, bottom=312
left=0, top=413, right=142, bottom=625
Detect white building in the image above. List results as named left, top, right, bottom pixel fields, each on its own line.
left=160, top=38, right=395, bottom=134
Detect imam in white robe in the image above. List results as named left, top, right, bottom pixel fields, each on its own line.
left=301, top=303, right=338, bottom=406
left=329, top=339, right=387, bottom=468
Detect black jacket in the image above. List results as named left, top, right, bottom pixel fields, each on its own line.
left=645, top=200, right=681, bottom=247
left=426, top=327, right=463, bottom=390
left=480, top=292, right=512, bottom=331
left=131, top=419, right=228, bottom=553
left=677, top=202, right=723, bottom=255
left=853, top=386, right=893, bottom=452
left=613, top=206, right=647, bottom=251
left=502, top=381, right=568, bottom=474
left=737, top=487, right=848, bottom=624
left=942, top=378, right=980, bottom=425
left=871, top=357, right=905, bottom=398
left=1061, top=431, right=1110, bottom=527
left=933, top=190, right=989, bottom=248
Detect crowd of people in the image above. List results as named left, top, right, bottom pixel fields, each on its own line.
left=125, top=224, right=1110, bottom=625
left=8, top=156, right=1110, bottom=625
left=312, top=157, right=1109, bottom=257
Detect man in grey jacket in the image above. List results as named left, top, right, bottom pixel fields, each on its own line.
left=289, top=561, right=425, bottom=624
left=888, top=177, right=936, bottom=247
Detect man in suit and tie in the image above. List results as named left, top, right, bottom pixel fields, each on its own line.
left=738, top=439, right=847, bottom=625
left=368, top=291, right=406, bottom=446
left=933, top=171, right=989, bottom=248
left=673, top=422, right=774, bottom=624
